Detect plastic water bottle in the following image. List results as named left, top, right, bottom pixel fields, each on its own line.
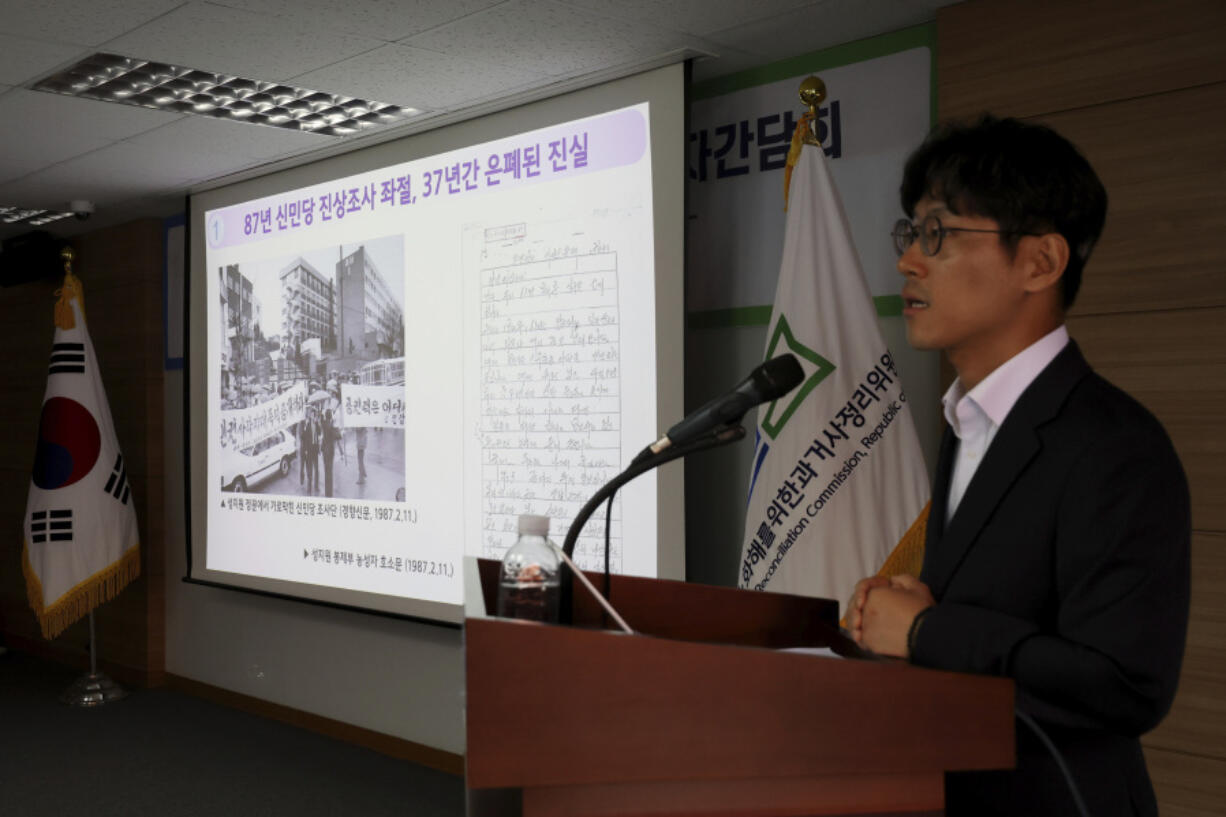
left=497, top=514, right=561, bottom=623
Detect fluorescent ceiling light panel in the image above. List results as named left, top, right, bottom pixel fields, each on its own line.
left=0, top=206, right=75, bottom=226
left=32, top=52, right=418, bottom=137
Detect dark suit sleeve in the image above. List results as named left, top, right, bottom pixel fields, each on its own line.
left=912, top=427, right=1191, bottom=736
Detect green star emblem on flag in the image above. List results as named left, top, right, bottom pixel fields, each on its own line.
left=759, top=313, right=835, bottom=440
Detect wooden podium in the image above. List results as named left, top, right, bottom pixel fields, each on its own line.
left=464, top=558, right=1013, bottom=817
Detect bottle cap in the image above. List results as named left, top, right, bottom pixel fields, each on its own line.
left=517, top=514, right=549, bottom=536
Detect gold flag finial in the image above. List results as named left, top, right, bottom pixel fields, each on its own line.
left=798, top=76, right=826, bottom=147
left=783, top=75, right=828, bottom=209
left=54, top=246, right=84, bottom=330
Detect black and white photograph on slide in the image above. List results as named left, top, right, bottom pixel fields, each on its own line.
left=216, top=234, right=407, bottom=502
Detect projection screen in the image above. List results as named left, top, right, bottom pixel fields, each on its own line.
left=185, top=64, right=686, bottom=624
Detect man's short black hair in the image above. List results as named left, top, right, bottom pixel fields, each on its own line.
left=900, top=114, right=1107, bottom=309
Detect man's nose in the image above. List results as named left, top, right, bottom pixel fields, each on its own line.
left=897, top=242, right=925, bottom=278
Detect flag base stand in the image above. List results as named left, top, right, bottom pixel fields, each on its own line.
left=59, top=610, right=127, bottom=707
left=60, top=671, right=127, bottom=707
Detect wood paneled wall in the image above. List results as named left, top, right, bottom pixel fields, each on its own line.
left=0, top=219, right=166, bottom=685
left=937, top=1, right=1226, bottom=813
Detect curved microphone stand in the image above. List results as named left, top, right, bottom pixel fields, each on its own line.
left=558, top=425, right=746, bottom=624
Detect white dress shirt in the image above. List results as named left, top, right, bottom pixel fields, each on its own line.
left=942, top=325, right=1070, bottom=522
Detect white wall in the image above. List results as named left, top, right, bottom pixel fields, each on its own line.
left=164, top=368, right=467, bottom=752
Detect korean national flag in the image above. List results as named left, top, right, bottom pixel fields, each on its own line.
left=22, top=271, right=140, bottom=640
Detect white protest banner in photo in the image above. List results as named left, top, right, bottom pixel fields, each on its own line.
left=219, top=382, right=307, bottom=450
left=340, top=384, right=405, bottom=428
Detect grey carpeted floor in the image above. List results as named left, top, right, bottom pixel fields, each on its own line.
left=0, top=649, right=464, bottom=816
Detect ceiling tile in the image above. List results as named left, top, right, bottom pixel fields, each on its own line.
left=690, top=45, right=769, bottom=84
left=0, top=146, right=171, bottom=210
left=214, top=0, right=507, bottom=41
left=84, top=138, right=258, bottom=190
left=126, top=114, right=332, bottom=161
left=0, top=157, right=44, bottom=187
left=704, top=0, right=929, bottom=59
left=0, top=88, right=184, bottom=142
left=0, top=89, right=183, bottom=183
left=0, top=35, right=86, bottom=86
left=558, top=0, right=820, bottom=37
left=0, top=0, right=184, bottom=47
left=291, top=43, right=545, bottom=111
left=404, top=0, right=690, bottom=77
left=104, top=1, right=386, bottom=83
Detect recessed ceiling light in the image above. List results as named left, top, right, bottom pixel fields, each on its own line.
left=0, top=206, right=76, bottom=226
left=32, top=52, right=418, bottom=138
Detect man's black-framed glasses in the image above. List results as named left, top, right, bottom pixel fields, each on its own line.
left=891, top=214, right=1038, bottom=257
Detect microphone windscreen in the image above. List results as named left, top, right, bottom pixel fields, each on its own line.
left=756, top=354, right=804, bottom=400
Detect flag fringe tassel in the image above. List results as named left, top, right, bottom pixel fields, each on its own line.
left=782, top=110, right=815, bottom=211
left=54, top=270, right=85, bottom=330
left=876, top=500, right=930, bottom=579
left=22, top=540, right=141, bottom=640
left=838, top=503, right=930, bottom=628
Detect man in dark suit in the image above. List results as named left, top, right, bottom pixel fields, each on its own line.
left=300, top=406, right=321, bottom=493
left=321, top=408, right=340, bottom=498
left=847, top=115, right=1190, bottom=816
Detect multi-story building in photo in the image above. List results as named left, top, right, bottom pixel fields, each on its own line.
left=221, top=264, right=259, bottom=396
left=218, top=276, right=229, bottom=395
left=279, top=256, right=335, bottom=357
left=336, top=245, right=403, bottom=360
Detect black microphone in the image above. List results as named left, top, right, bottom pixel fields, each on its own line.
left=647, top=354, right=804, bottom=456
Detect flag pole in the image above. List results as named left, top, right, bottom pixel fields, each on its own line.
left=61, top=610, right=127, bottom=706
left=52, top=248, right=128, bottom=707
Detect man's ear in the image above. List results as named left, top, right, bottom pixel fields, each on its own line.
left=1022, top=232, right=1069, bottom=295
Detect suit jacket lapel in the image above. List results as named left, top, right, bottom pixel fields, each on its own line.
left=921, top=426, right=956, bottom=578
left=922, top=341, right=1093, bottom=598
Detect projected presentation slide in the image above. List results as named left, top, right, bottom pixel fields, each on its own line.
left=203, top=104, right=659, bottom=609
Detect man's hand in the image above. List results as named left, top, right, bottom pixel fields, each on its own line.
left=845, top=576, right=890, bottom=643
left=858, top=574, right=936, bottom=658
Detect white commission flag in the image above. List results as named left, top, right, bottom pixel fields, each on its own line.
left=23, top=275, right=140, bottom=639
left=739, top=144, right=928, bottom=604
